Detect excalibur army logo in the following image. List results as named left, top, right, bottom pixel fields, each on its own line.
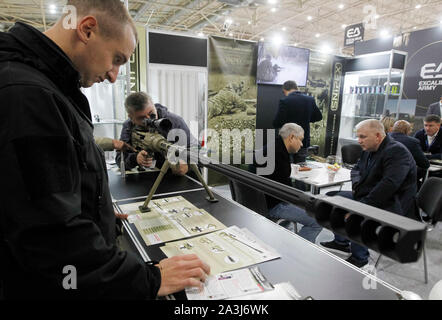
left=344, top=23, right=365, bottom=47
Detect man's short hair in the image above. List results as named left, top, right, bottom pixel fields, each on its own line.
left=125, top=92, right=154, bottom=113
left=355, top=119, right=386, bottom=136
left=424, top=114, right=441, bottom=123
left=282, top=81, right=298, bottom=91
left=279, top=123, right=304, bottom=139
left=392, top=120, right=412, bottom=135
left=66, top=0, right=138, bottom=42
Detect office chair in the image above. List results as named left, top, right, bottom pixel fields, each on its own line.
left=228, top=179, right=298, bottom=233
left=341, top=144, right=363, bottom=169
left=375, top=177, right=442, bottom=283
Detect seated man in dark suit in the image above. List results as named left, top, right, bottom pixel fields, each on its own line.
left=390, top=120, right=430, bottom=185
left=414, top=114, right=441, bottom=160
left=426, top=95, right=442, bottom=116
left=254, top=123, right=322, bottom=243
left=321, top=119, right=417, bottom=268
left=116, top=92, right=198, bottom=175
left=273, top=80, right=322, bottom=163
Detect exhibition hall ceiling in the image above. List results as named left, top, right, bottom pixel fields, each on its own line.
left=1, top=0, right=442, bottom=55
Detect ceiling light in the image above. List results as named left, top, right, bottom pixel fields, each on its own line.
left=197, top=32, right=204, bottom=37
left=338, top=4, right=344, bottom=9
left=307, top=16, right=313, bottom=21
left=415, top=4, right=422, bottom=9
left=341, top=24, right=347, bottom=29
left=268, top=0, right=277, bottom=4
left=294, top=43, right=298, bottom=46
left=321, top=44, right=332, bottom=54
left=248, top=20, right=252, bottom=25
left=413, top=26, right=417, bottom=30
left=380, top=29, right=391, bottom=39
left=271, top=8, right=277, bottom=13
left=229, top=32, right=233, bottom=37
left=271, top=34, right=283, bottom=46
left=315, top=33, right=320, bottom=38
left=49, top=4, right=56, bottom=14
left=225, top=18, right=233, bottom=25
left=282, top=27, right=286, bottom=31
left=375, top=14, right=380, bottom=19
left=260, top=37, right=265, bottom=41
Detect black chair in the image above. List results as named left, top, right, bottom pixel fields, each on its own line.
left=341, top=144, right=363, bottom=168
left=375, top=177, right=442, bottom=283
left=228, top=179, right=297, bottom=233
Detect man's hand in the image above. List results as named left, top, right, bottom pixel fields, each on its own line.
left=156, top=254, right=210, bottom=297
left=136, top=150, right=153, bottom=167
left=171, top=160, right=188, bottom=176
left=112, top=139, right=136, bottom=152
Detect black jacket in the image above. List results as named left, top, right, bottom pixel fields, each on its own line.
left=389, top=132, right=430, bottom=170
left=414, top=128, right=442, bottom=160
left=256, top=136, right=293, bottom=210
left=0, top=23, right=160, bottom=299
left=115, top=104, right=197, bottom=170
left=351, top=135, right=417, bottom=217
left=273, top=91, right=322, bottom=148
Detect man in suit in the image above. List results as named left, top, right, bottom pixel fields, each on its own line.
left=426, top=95, right=442, bottom=116
left=273, top=80, right=323, bottom=163
left=390, top=120, right=430, bottom=185
left=414, top=115, right=441, bottom=160
left=321, top=119, right=417, bottom=268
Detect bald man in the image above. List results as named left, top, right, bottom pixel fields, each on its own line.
left=321, top=119, right=417, bottom=268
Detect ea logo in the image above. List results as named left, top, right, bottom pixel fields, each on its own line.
left=347, top=27, right=361, bottom=38
left=420, top=63, right=442, bottom=79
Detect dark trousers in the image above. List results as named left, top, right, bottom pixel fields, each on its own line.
left=328, top=191, right=370, bottom=262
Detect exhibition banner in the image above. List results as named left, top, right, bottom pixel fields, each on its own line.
left=305, top=51, right=335, bottom=156
left=207, top=36, right=258, bottom=185
left=324, top=57, right=345, bottom=156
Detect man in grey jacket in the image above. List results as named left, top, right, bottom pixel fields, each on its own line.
left=116, top=92, right=197, bottom=175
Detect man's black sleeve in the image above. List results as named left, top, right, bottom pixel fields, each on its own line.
left=0, top=86, right=161, bottom=299
left=310, top=99, right=323, bottom=123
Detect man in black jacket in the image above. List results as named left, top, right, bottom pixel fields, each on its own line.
left=414, top=115, right=442, bottom=160
left=426, top=95, right=442, bottom=116
left=115, top=92, right=197, bottom=175
left=390, top=120, right=430, bottom=184
left=321, top=119, right=417, bottom=268
left=0, top=0, right=209, bottom=299
left=273, top=80, right=323, bottom=163
left=255, top=123, right=322, bottom=243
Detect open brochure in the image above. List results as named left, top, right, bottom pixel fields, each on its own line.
left=186, top=267, right=304, bottom=300
left=119, top=196, right=226, bottom=245
left=161, top=226, right=280, bottom=275
left=186, top=267, right=273, bottom=300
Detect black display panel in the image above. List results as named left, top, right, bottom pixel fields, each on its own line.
left=149, top=32, right=207, bottom=67
left=256, top=42, right=310, bottom=86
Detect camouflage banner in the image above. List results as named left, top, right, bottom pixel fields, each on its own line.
left=207, top=36, right=258, bottom=185
left=304, top=51, right=335, bottom=157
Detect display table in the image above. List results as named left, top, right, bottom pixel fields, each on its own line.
left=108, top=167, right=204, bottom=201
left=291, top=161, right=351, bottom=194
left=108, top=168, right=403, bottom=300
